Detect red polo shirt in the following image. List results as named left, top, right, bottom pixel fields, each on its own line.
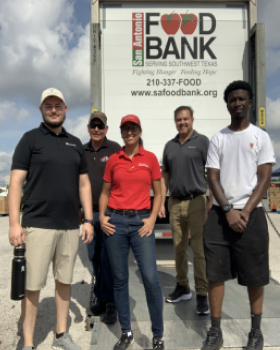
left=103, top=146, right=161, bottom=210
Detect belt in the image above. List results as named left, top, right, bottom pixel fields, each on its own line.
left=172, top=193, right=202, bottom=201
left=107, top=207, right=151, bottom=217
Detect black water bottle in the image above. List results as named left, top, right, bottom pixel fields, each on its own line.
left=11, top=245, right=26, bottom=300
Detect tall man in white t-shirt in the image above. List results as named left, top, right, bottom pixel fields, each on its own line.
left=201, top=81, right=275, bottom=350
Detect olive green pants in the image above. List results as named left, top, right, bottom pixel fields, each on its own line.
left=168, top=194, right=208, bottom=296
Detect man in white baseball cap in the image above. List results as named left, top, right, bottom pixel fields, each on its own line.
left=40, top=87, right=65, bottom=104
left=8, top=87, right=94, bottom=350
left=39, top=88, right=67, bottom=130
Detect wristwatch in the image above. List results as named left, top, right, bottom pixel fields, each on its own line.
left=83, top=219, right=94, bottom=226
left=222, top=204, right=233, bottom=213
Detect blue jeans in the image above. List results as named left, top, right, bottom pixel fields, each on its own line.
left=87, top=212, right=114, bottom=303
left=104, top=210, right=164, bottom=338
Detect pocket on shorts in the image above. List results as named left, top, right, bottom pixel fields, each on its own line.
left=23, top=227, right=34, bottom=237
left=253, top=208, right=269, bottom=238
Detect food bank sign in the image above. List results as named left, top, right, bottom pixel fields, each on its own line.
left=132, top=11, right=217, bottom=66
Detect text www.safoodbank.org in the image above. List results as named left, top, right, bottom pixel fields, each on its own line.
left=131, top=88, right=217, bottom=98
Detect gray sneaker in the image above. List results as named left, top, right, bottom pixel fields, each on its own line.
left=246, top=329, right=264, bottom=350
left=52, top=332, right=81, bottom=350
left=22, top=347, right=35, bottom=350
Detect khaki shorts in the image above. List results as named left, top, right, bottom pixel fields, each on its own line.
left=24, top=227, right=80, bottom=290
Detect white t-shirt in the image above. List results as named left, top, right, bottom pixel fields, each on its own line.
left=206, top=123, right=276, bottom=209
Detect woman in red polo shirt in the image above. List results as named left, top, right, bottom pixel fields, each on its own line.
left=99, top=115, right=164, bottom=350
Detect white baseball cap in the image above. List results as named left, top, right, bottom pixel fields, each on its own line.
left=40, top=88, right=65, bottom=105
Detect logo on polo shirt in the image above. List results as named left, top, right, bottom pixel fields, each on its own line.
left=250, top=143, right=254, bottom=150
left=101, top=156, right=109, bottom=163
left=138, top=163, right=149, bottom=168
left=65, top=142, right=77, bottom=147
left=188, top=146, right=196, bottom=149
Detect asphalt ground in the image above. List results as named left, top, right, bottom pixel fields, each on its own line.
left=1, top=212, right=280, bottom=350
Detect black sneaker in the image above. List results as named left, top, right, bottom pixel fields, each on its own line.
left=201, top=327, right=223, bottom=350
left=101, top=302, right=118, bottom=324
left=246, top=329, right=264, bottom=350
left=153, top=337, right=165, bottom=350
left=114, top=332, right=134, bottom=350
left=166, top=284, right=192, bottom=303
left=90, top=298, right=106, bottom=316
left=196, top=295, right=210, bottom=315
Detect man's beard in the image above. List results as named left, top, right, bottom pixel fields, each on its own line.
left=42, top=114, right=66, bottom=128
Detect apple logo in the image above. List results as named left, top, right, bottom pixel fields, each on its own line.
left=180, top=13, right=198, bottom=34
left=161, top=11, right=181, bottom=35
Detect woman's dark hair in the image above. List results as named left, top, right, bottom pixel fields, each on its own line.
left=224, top=80, right=253, bottom=103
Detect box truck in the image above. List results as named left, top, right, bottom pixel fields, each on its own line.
left=90, top=0, right=266, bottom=238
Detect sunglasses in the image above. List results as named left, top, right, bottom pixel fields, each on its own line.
left=121, top=125, right=139, bottom=133
left=90, top=123, right=106, bottom=130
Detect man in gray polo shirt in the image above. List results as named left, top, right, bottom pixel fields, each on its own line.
left=159, top=105, right=210, bottom=315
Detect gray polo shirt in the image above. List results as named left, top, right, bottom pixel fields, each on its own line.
left=162, top=130, right=209, bottom=196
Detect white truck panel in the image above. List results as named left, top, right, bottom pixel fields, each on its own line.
left=99, top=2, right=249, bottom=238
left=100, top=2, right=249, bottom=161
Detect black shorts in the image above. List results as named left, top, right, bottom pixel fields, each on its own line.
left=203, top=206, right=269, bottom=287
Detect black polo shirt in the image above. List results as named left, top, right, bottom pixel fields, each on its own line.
left=11, top=122, right=88, bottom=229
left=84, top=137, right=121, bottom=210
left=162, top=130, right=209, bottom=196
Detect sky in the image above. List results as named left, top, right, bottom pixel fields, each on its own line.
left=0, top=0, right=279, bottom=186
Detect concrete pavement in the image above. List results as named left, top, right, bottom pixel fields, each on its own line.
left=0, top=211, right=280, bottom=350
